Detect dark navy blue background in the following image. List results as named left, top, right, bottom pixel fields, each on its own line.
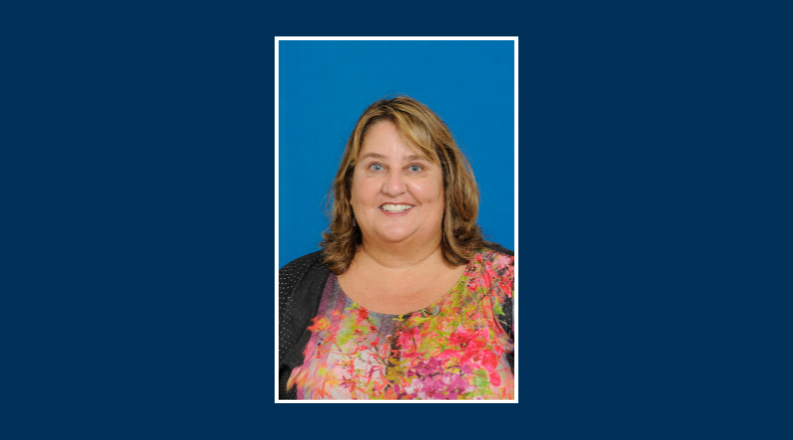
left=4, top=2, right=791, bottom=439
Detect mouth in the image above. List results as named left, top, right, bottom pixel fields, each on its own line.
left=380, top=203, right=414, bottom=214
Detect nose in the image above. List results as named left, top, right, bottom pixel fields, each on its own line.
left=383, top=170, right=406, bottom=196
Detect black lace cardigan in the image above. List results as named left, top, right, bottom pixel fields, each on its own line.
left=278, top=244, right=514, bottom=400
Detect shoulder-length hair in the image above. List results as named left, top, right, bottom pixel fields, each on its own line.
left=321, top=96, right=486, bottom=274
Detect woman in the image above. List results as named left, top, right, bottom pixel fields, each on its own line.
left=279, top=96, right=514, bottom=400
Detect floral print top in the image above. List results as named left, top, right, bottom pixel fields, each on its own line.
left=286, top=249, right=514, bottom=400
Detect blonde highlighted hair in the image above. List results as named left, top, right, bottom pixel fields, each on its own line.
left=321, top=96, right=486, bottom=274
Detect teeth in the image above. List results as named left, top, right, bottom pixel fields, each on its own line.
left=381, top=204, right=413, bottom=213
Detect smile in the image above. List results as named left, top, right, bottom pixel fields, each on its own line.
left=380, top=204, right=414, bottom=213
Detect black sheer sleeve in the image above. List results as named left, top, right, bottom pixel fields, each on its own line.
left=278, top=251, right=330, bottom=399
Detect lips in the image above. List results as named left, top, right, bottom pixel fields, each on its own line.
left=380, top=203, right=414, bottom=213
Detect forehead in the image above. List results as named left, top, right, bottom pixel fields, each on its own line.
left=359, top=121, right=431, bottom=160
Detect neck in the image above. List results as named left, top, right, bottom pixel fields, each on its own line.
left=359, top=236, right=443, bottom=271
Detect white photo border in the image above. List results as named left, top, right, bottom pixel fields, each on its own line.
left=275, top=36, right=519, bottom=403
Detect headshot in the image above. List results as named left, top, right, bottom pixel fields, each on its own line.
left=277, top=38, right=516, bottom=401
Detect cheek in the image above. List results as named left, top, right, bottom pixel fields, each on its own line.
left=350, top=177, right=376, bottom=207
left=412, top=180, right=444, bottom=204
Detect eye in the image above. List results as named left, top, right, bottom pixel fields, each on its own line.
left=369, top=163, right=384, bottom=172
left=408, top=164, right=423, bottom=172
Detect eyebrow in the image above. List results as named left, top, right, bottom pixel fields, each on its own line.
left=359, top=153, right=428, bottom=161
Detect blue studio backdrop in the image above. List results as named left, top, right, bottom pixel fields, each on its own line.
left=278, top=40, right=514, bottom=266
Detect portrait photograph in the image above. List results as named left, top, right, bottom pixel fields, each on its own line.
left=276, top=37, right=517, bottom=401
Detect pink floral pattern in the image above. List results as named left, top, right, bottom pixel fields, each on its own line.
left=287, top=249, right=514, bottom=400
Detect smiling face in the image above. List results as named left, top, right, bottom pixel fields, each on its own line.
left=350, top=120, right=445, bottom=248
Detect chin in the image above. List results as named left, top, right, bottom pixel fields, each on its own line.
left=375, top=228, right=415, bottom=243
left=380, top=234, right=412, bottom=243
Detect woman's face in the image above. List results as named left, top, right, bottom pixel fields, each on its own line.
left=350, top=121, right=445, bottom=247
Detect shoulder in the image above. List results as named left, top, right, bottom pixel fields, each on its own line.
left=279, top=250, right=330, bottom=296
left=472, top=245, right=514, bottom=299
left=278, top=251, right=332, bottom=342
left=279, top=250, right=326, bottom=278
left=484, top=242, right=513, bottom=257
left=470, top=245, right=514, bottom=344
left=477, top=243, right=515, bottom=272
left=279, top=251, right=333, bottom=397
